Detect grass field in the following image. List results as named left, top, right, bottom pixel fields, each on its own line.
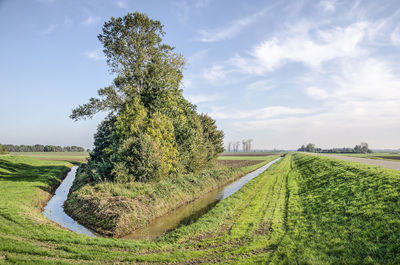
left=334, top=152, right=400, bottom=161
left=1, top=153, right=400, bottom=264
left=8, top=152, right=89, bottom=163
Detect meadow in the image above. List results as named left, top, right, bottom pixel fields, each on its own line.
left=0, top=153, right=400, bottom=264
left=9, top=152, right=88, bottom=163
left=334, top=152, right=400, bottom=161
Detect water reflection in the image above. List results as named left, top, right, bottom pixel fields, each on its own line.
left=43, top=167, right=95, bottom=237
left=123, top=157, right=281, bottom=240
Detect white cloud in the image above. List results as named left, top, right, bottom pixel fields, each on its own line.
left=187, top=94, right=217, bottom=104
left=305, top=59, right=400, bottom=102
left=82, top=15, right=100, bottom=25
left=197, top=9, right=266, bottom=42
left=319, top=0, right=336, bottom=12
left=233, top=21, right=368, bottom=74
left=246, top=79, right=274, bottom=91
left=187, top=49, right=210, bottom=65
left=39, top=24, right=58, bottom=35
left=203, top=65, right=228, bottom=81
left=116, top=0, right=128, bottom=8
left=210, top=106, right=312, bottom=120
left=85, top=49, right=105, bottom=61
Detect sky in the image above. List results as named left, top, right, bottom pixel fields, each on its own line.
left=1, top=0, right=400, bottom=150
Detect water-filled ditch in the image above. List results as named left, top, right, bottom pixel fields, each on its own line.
left=43, top=157, right=281, bottom=239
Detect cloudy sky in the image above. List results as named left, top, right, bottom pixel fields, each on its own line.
left=1, top=0, right=400, bottom=150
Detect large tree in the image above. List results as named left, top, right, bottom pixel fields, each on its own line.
left=71, top=12, right=224, bottom=183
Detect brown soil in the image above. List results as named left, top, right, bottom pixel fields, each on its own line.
left=217, top=160, right=263, bottom=168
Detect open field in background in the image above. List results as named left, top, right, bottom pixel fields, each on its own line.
left=314, top=153, right=400, bottom=171
left=220, top=152, right=280, bottom=157
left=218, top=156, right=278, bottom=161
left=8, top=152, right=89, bottom=163
left=335, top=152, right=400, bottom=161
left=1, top=153, right=400, bottom=263
left=217, top=159, right=263, bottom=168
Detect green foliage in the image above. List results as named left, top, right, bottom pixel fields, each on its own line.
left=70, top=12, right=224, bottom=183
left=3, top=144, right=84, bottom=152
left=199, top=114, right=224, bottom=161
left=0, top=144, right=8, bottom=154
left=146, top=112, right=180, bottom=177
left=113, top=134, right=161, bottom=183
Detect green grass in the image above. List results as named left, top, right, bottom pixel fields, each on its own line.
left=8, top=152, right=89, bottom=163
left=1, top=153, right=400, bottom=264
left=64, top=156, right=279, bottom=236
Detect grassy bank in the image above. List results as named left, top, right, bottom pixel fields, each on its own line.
left=64, top=155, right=279, bottom=237
left=1, top=153, right=400, bottom=263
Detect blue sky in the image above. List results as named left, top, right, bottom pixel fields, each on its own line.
left=1, top=0, right=400, bottom=150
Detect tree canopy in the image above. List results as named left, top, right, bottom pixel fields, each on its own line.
left=71, top=12, right=224, bottom=183
left=0, top=144, right=8, bottom=154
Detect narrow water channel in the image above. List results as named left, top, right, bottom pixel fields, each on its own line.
left=43, top=157, right=281, bottom=239
left=122, top=157, right=282, bottom=239
left=42, top=167, right=95, bottom=237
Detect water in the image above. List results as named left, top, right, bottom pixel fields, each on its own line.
left=122, top=157, right=282, bottom=239
left=43, top=158, right=281, bottom=239
left=42, top=167, right=95, bottom=237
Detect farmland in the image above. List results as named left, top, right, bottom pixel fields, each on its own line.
left=0, top=153, right=400, bottom=264
left=9, top=152, right=89, bottom=163
left=315, top=153, right=400, bottom=171
left=328, top=152, right=400, bottom=160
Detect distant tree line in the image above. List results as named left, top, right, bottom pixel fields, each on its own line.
left=0, top=144, right=8, bottom=154
left=227, top=139, right=253, bottom=152
left=3, top=144, right=85, bottom=152
left=298, top=142, right=372, bottom=154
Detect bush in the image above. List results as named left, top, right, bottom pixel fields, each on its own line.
left=0, top=144, right=8, bottom=154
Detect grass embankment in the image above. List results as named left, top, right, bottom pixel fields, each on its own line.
left=1, top=153, right=400, bottom=264
left=64, top=155, right=279, bottom=237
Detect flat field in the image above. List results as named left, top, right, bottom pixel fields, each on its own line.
left=333, top=152, right=400, bottom=161
left=0, top=153, right=400, bottom=264
left=9, top=152, right=89, bottom=163
left=315, top=153, right=400, bottom=171
left=218, top=155, right=276, bottom=161
left=217, top=159, right=263, bottom=168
